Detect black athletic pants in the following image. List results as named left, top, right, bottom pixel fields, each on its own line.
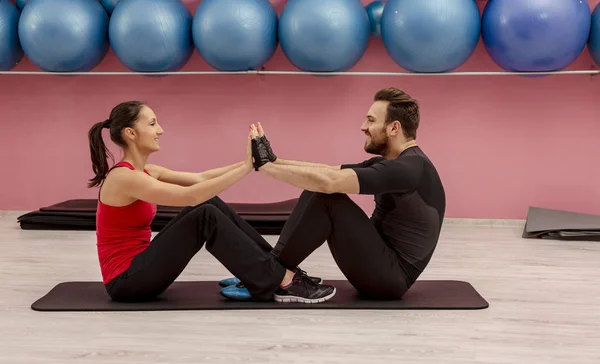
left=105, top=197, right=286, bottom=302
left=271, top=190, right=410, bottom=299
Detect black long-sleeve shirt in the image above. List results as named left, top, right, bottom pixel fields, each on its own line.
left=341, top=146, right=446, bottom=283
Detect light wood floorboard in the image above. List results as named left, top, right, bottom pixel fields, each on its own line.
left=0, top=211, right=599, bottom=363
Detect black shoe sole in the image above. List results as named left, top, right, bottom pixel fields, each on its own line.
left=273, top=287, right=336, bottom=304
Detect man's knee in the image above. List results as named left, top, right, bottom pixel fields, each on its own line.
left=301, top=189, right=348, bottom=199
left=298, top=189, right=315, bottom=199
left=310, top=191, right=352, bottom=203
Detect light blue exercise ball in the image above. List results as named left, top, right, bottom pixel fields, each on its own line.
left=192, top=0, right=277, bottom=71
left=109, top=0, right=194, bottom=72
left=278, top=0, right=370, bottom=72
left=482, top=0, right=591, bottom=72
left=588, top=3, right=600, bottom=68
left=100, top=0, right=120, bottom=15
left=0, top=1, right=23, bottom=71
left=18, top=0, right=109, bottom=72
left=366, top=1, right=385, bottom=37
left=381, top=0, right=481, bottom=73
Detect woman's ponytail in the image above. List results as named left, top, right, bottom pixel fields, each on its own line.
left=87, top=119, right=114, bottom=188
left=87, top=101, right=145, bottom=187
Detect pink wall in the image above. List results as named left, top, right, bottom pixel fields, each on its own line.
left=0, top=0, right=599, bottom=219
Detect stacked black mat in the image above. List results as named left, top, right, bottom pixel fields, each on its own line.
left=17, top=198, right=298, bottom=235
left=522, top=206, right=600, bottom=241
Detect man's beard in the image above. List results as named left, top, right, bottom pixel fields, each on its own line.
left=364, top=135, right=389, bottom=155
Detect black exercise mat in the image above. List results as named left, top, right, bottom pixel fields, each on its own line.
left=17, top=199, right=297, bottom=235
left=31, top=280, right=489, bottom=311
left=38, top=198, right=298, bottom=216
left=540, top=231, right=600, bottom=241
left=18, top=215, right=287, bottom=235
left=522, top=206, right=600, bottom=241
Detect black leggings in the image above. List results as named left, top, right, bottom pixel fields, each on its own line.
left=105, top=197, right=286, bottom=302
left=271, top=190, right=410, bottom=299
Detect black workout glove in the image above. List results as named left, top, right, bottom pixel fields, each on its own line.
left=251, top=137, right=271, bottom=171
left=259, top=135, right=277, bottom=162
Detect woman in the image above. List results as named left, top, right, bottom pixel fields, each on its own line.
left=87, top=101, right=336, bottom=304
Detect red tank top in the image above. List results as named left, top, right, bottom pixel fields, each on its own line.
left=96, top=161, right=157, bottom=284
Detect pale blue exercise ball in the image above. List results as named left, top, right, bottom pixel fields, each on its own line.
left=381, top=0, right=481, bottom=73
left=278, top=0, right=370, bottom=72
left=0, top=1, right=23, bottom=71
left=192, top=0, right=278, bottom=71
left=482, top=0, right=591, bottom=72
left=109, top=0, right=194, bottom=72
left=18, top=0, right=110, bottom=72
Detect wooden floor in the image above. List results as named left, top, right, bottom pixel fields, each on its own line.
left=1, top=211, right=599, bottom=364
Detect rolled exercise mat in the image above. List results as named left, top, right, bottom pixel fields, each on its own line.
left=522, top=206, right=600, bottom=241
left=17, top=199, right=298, bottom=234
left=31, top=280, right=489, bottom=311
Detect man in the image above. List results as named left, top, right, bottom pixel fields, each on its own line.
left=222, top=87, right=446, bottom=301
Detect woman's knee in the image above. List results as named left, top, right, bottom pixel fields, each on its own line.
left=189, top=202, right=220, bottom=214
left=167, top=204, right=224, bottom=230
left=189, top=204, right=225, bottom=224
left=203, top=196, right=226, bottom=208
left=172, top=201, right=217, bottom=220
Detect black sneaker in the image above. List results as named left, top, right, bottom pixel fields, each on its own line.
left=219, top=267, right=322, bottom=288
left=296, top=268, right=323, bottom=285
left=273, top=271, right=336, bottom=303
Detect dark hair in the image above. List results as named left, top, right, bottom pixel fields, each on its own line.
left=374, top=87, right=419, bottom=140
left=87, top=101, right=145, bottom=188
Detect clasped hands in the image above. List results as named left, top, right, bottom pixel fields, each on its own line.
left=246, top=122, right=276, bottom=171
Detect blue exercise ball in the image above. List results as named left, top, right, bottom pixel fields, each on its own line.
left=15, top=0, right=26, bottom=11
left=18, top=0, right=109, bottom=72
left=109, top=0, right=193, bottom=72
left=100, top=0, right=119, bottom=15
left=589, top=3, right=600, bottom=68
left=381, top=0, right=481, bottom=73
left=366, top=1, right=385, bottom=37
left=192, top=0, right=277, bottom=71
left=0, top=1, right=23, bottom=71
left=278, top=0, right=370, bottom=72
left=482, top=0, right=591, bottom=72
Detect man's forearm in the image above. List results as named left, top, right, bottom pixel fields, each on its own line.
left=259, top=163, right=339, bottom=193
left=274, top=157, right=339, bottom=169
left=200, top=161, right=245, bottom=180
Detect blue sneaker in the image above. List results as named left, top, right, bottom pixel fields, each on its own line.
left=220, top=282, right=252, bottom=301
left=218, top=277, right=241, bottom=287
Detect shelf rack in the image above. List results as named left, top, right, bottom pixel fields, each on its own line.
left=0, top=70, right=598, bottom=77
